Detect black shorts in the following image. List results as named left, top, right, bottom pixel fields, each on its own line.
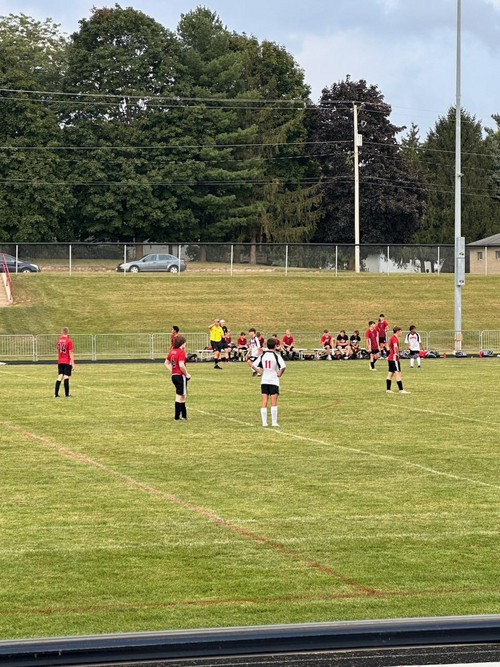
left=210, top=340, right=224, bottom=352
left=388, top=360, right=401, bottom=373
left=379, top=337, right=387, bottom=343
left=370, top=348, right=379, bottom=355
left=171, top=374, right=188, bottom=395
left=58, top=363, right=72, bottom=376
left=261, top=384, right=279, bottom=396
left=409, top=349, right=419, bottom=356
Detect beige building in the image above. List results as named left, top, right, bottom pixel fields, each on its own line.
left=468, top=233, right=500, bottom=275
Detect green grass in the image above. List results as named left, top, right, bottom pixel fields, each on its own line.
left=1, top=358, right=499, bottom=639
left=2, top=272, right=500, bottom=335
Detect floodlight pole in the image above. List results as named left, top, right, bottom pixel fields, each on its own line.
left=353, top=103, right=361, bottom=273
left=454, top=0, right=465, bottom=350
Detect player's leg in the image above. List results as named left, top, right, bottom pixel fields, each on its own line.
left=270, top=390, right=279, bottom=427
left=261, top=391, right=269, bottom=426
left=395, top=367, right=409, bottom=393
left=54, top=371, right=64, bottom=397
left=63, top=374, right=70, bottom=397
left=386, top=370, right=394, bottom=392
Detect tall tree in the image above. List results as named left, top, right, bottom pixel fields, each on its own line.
left=415, top=108, right=500, bottom=243
left=307, top=76, right=426, bottom=244
left=0, top=15, right=74, bottom=241
left=61, top=6, right=191, bottom=241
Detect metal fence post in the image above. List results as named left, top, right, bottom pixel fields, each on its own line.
left=335, top=245, right=338, bottom=276
left=123, top=244, right=127, bottom=275
left=437, top=246, right=440, bottom=275
left=92, top=335, right=96, bottom=361
left=15, top=244, right=19, bottom=274
left=178, top=244, right=181, bottom=274
left=69, top=244, right=72, bottom=276
left=485, top=246, right=488, bottom=276
left=387, top=245, right=390, bottom=275
left=285, top=245, right=289, bottom=276
left=230, top=245, right=234, bottom=276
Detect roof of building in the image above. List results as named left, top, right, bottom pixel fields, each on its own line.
left=467, top=232, right=500, bottom=247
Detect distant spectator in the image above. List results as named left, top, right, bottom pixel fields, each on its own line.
left=257, top=331, right=265, bottom=349
left=272, top=333, right=282, bottom=353
left=282, top=329, right=295, bottom=359
left=405, top=325, right=422, bottom=369
left=336, top=330, right=351, bottom=358
left=320, top=329, right=333, bottom=359
left=170, top=325, right=180, bottom=350
left=349, top=330, right=361, bottom=358
left=237, top=332, right=248, bottom=360
left=224, top=329, right=237, bottom=361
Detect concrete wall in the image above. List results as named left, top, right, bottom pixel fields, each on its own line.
left=469, top=246, right=500, bottom=275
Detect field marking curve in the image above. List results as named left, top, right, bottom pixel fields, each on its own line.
left=0, top=420, right=375, bottom=595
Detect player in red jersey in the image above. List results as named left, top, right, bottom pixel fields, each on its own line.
left=236, top=332, right=248, bottom=360
left=54, top=326, right=74, bottom=397
left=376, top=314, right=389, bottom=357
left=169, top=325, right=180, bottom=350
left=282, top=329, right=295, bottom=359
left=320, top=329, right=333, bottom=359
left=386, top=326, right=410, bottom=394
left=165, top=335, right=191, bottom=420
left=365, top=321, right=380, bottom=370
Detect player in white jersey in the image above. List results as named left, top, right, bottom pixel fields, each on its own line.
left=251, top=338, right=286, bottom=427
left=246, top=327, right=263, bottom=376
left=405, top=325, right=422, bottom=368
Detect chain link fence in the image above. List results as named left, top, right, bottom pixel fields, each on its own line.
left=0, top=242, right=465, bottom=275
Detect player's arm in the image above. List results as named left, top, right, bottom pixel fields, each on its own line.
left=178, top=360, right=191, bottom=379
left=69, top=349, right=75, bottom=369
left=165, top=358, right=172, bottom=371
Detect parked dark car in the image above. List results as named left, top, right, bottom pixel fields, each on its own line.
left=116, top=253, right=187, bottom=273
left=0, top=253, right=41, bottom=273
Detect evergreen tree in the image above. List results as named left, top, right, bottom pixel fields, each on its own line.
left=416, top=108, right=500, bottom=243
left=307, top=76, right=426, bottom=244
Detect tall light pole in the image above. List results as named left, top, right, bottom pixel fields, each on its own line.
left=353, top=103, right=362, bottom=273
left=454, top=0, right=465, bottom=350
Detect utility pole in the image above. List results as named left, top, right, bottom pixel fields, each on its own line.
left=454, top=0, right=465, bottom=350
left=353, top=103, right=362, bottom=273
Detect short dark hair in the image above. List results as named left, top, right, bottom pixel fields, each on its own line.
left=409, top=325, right=416, bottom=331
left=379, top=314, right=385, bottom=318
left=172, top=325, right=179, bottom=333
left=369, top=320, right=375, bottom=326
left=393, top=326, right=402, bottom=333
left=173, top=335, right=186, bottom=348
left=249, top=327, right=256, bottom=333
left=267, top=338, right=277, bottom=349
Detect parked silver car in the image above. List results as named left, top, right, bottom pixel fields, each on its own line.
left=116, top=253, right=187, bottom=273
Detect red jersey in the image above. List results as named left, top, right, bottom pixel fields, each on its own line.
left=237, top=336, right=247, bottom=347
left=376, top=320, right=389, bottom=338
left=225, top=334, right=232, bottom=344
left=166, top=347, right=186, bottom=375
left=283, top=335, right=294, bottom=346
left=274, top=337, right=281, bottom=346
left=365, top=328, right=379, bottom=350
left=57, top=335, right=73, bottom=364
left=170, top=333, right=177, bottom=348
left=388, top=334, right=399, bottom=361
left=321, top=334, right=332, bottom=346
left=259, top=335, right=265, bottom=347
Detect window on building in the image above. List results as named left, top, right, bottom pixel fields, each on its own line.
left=496, top=250, right=500, bottom=260
left=477, top=251, right=483, bottom=260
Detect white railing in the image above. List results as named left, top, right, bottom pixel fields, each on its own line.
left=0, top=331, right=499, bottom=361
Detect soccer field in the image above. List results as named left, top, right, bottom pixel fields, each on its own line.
left=1, top=358, right=499, bottom=640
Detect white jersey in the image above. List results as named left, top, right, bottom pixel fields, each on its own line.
left=248, top=336, right=261, bottom=358
left=254, top=350, right=286, bottom=386
left=405, top=331, right=421, bottom=351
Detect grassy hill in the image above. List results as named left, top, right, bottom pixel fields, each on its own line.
left=2, top=272, right=500, bottom=335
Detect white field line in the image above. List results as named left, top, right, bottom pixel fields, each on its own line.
left=4, top=374, right=500, bottom=490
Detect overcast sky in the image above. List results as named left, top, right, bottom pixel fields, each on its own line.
left=2, top=0, right=500, bottom=137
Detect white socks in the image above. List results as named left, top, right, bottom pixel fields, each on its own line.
left=271, top=406, right=278, bottom=426
left=261, top=408, right=268, bottom=427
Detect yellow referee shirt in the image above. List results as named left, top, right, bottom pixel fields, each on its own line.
left=209, top=324, right=224, bottom=342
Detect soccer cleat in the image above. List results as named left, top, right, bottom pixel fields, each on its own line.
left=54, top=395, right=59, bottom=398
left=399, top=390, right=411, bottom=394
left=386, top=390, right=393, bottom=393
left=214, top=365, right=222, bottom=369
left=370, top=367, right=377, bottom=371
left=271, top=423, right=280, bottom=427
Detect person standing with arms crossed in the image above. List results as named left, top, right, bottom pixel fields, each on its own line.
left=165, top=335, right=191, bottom=420
left=54, top=327, right=74, bottom=398
left=252, top=338, right=286, bottom=427
left=405, top=325, right=422, bottom=369
left=386, top=326, right=410, bottom=394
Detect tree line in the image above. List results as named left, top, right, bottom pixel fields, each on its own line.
left=1, top=6, right=499, bottom=246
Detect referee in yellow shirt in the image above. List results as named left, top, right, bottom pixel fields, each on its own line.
left=209, top=318, right=224, bottom=369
